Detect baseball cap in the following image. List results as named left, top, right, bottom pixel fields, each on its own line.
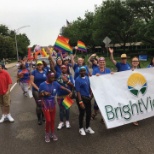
left=121, top=54, right=127, bottom=58
left=79, top=66, right=86, bottom=72
left=37, top=61, right=43, bottom=65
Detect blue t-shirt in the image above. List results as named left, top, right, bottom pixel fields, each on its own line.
left=57, top=74, right=74, bottom=96
left=92, top=67, right=111, bottom=75
left=116, top=62, right=131, bottom=72
left=44, top=66, right=50, bottom=73
left=73, top=64, right=89, bottom=80
left=31, top=70, right=47, bottom=91
left=39, top=81, right=61, bottom=108
left=75, top=76, right=90, bottom=97
left=55, top=65, right=61, bottom=78
left=18, top=69, right=30, bottom=83
left=92, top=64, right=98, bottom=71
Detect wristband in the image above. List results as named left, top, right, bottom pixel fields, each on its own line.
left=67, top=81, right=70, bottom=84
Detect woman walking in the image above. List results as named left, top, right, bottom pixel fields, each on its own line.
left=17, top=64, right=30, bottom=97
left=39, top=72, right=72, bottom=142
left=30, top=61, right=47, bottom=125
left=56, top=65, right=74, bottom=130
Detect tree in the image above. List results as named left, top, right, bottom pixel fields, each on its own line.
left=126, top=0, right=154, bottom=45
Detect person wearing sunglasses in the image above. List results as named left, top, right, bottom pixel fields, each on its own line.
left=131, top=56, right=141, bottom=126
left=91, top=57, right=111, bottom=121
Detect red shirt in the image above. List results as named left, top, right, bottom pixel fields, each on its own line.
left=0, top=70, right=12, bottom=95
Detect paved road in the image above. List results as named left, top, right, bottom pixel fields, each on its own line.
left=1, top=66, right=154, bottom=154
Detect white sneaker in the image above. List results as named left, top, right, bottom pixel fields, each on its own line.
left=66, top=121, right=71, bottom=129
left=0, top=115, right=6, bottom=123
left=79, top=128, right=86, bottom=136
left=85, top=127, right=95, bottom=134
left=57, top=122, right=64, bottom=130
left=6, top=114, right=14, bottom=122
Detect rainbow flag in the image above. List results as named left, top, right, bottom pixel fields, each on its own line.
left=62, top=96, right=74, bottom=109
left=54, top=35, right=72, bottom=54
left=77, top=40, right=87, bottom=52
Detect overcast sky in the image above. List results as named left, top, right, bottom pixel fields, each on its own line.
left=0, top=0, right=103, bottom=47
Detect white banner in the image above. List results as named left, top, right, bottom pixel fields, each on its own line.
left=90, top=68, right=154, bottom=129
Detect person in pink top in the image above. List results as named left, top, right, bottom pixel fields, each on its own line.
left=0, top=64, right=14, bottom=123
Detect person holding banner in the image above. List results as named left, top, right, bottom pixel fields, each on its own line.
left=131, top=56, right=141, bottom=126
left=91, top=57, right=111, bottom=120
left=75, top=66, right=95, bottom=136
left=71, top=55, right=90, bottom=80
left=39, top=72, right=72, bottom=143
left=17, top=64, right=30, bottom=97
left=109, top=48, right=131, bottom=72
left=147, top=57, right=154, bottom=68
left=56, top=65, right=74, bottom=130
left=30, top=61, right=47, bottom=125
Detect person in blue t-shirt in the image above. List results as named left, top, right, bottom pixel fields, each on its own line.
left=42, top=61, right=50, bottom=73
left=17, top=64, right=30, bottom=97
left=91, top=57, right=111, bottom=121
left=71, top=54, right=90, bottom=80
left=39, top=72, right=72, bottom=143
left=147, top=57, right=154, bottom=68
left=75, top=66, right=95, bottom=136
left=30, top=61, right=47, bottom=125
left=56, top=65, right=74, bottom=130
left=109, top=48, right=131, bottom=72
left=88, top=53, right=99, bottom=72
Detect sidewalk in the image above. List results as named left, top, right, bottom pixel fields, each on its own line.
left=6, top=62, right=17, bottom=69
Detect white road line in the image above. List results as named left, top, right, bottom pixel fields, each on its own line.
left=10, top=83, right=17, bottom=92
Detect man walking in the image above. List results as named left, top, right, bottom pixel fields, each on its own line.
left=0, top=63, right=14, bottom=123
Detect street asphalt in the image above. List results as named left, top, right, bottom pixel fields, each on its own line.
left=0, top=66, right=154, bottom=154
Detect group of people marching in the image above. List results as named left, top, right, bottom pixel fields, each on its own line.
left=1, top=48, right=154, bottom=143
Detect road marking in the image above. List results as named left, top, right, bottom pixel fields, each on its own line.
left=10, top=83, right=17, bottom=92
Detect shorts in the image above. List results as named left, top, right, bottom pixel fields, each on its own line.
left=0, top=92, right=11, bottom=107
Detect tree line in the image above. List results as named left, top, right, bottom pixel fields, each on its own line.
left=62, top=0, right=154, bottom=51
left=0, top=25, right=30, bottom=59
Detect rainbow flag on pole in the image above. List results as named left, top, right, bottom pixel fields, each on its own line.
left=77, top=40, right=87, bottom=52
left=62, top=96, right=74, bottom=109
left=54, top=35, right=72, bottom=54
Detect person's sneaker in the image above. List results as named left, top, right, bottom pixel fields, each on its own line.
left=66, top=121, right=71, bottom=129
left=57, top=122, right=64, bottom=130
left=0, top=115, right=6, bottom=123
left=50, top=134, right=58, bottom=141
left=6, top=114, right=14, bottom=122
left=85, top=127, right=95, bottom=134
left=79, top=128, right=86, bottom=136
left=45, top=133, right=50, bottom=143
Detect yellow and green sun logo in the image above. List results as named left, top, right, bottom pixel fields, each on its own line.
left=127, top=73, right=147, bottom=96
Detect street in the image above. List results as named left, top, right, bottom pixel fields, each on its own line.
left=0, top=66, right=154, bottom=154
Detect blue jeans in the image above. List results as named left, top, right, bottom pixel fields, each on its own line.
left=57, top=97, right=70, bottom=121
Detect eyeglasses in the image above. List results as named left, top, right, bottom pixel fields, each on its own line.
left=132, top=61, right=139, bottom=62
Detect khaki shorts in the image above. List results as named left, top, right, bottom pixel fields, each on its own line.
left=0, top=92, right=10, bottom=107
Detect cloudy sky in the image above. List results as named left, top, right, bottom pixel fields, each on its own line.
left=0, top=0, right=103, bottom=47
